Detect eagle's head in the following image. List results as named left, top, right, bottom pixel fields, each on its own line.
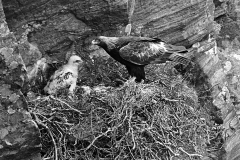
left=92, top=36, right=108, bottom=47
left=68, top=55, right=83, bottom=68
left=92, top=36, right=118, bottom=51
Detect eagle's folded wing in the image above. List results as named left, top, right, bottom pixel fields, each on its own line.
left=163, top=43, right=187, bottom=53
left=119, top=41, right=169, bottom=65
left=119, top=41, right=190, bottom=65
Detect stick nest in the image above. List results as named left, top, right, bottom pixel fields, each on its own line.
left=27, top=57, right=222, bottom=160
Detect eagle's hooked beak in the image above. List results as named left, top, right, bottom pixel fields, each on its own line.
left=76, top=59, right=83, bottom=64
left=91, top=39, right=99, bottom=45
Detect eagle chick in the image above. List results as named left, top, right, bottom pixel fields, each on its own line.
left=44, top=55, right=83, bottom=95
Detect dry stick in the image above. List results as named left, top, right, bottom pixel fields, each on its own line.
left=49, top=129, right=58, bottom=160
left=50, top=96, right=83, bottom=114
left=28, top=96, right=49, bottom=102
left=63, top=135, right=67, bottom=159
left=33, top=113, right=58, bottom=160
left=127, top=144, right=135, bottom=159
left=178, top=147, right=203, bottom=158
left=155, top=141, right=179, bottom=157
left=145, top=126, right=179, bottom=157
left=114, top=146, right=125, bottom=160
left=85, top=128, right=112, bottom=151
left=128, top=106, right=136, bottom=150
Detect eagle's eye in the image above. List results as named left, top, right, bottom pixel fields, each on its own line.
left=74, top=60, right=81, bottom=63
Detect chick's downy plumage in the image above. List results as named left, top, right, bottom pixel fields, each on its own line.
left=44, top=55, right=83, bottom=95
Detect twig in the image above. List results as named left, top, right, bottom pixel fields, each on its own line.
left=50, top=96, right=83, bottom=114
left=84, top=128, right=112, bottom=151
left=28, top=96, right=49, bottom=102
left=178, top=147, right=203, bottom=158
left=162, top=97, right=182, bottom=102
left=155, top=141, right=179, bottom=157
left=32, top=113, right=58, bottom=160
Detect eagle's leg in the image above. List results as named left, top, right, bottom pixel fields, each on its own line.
left=126, top=66, right=132, bottom=78
left=126, top=65, right=145, bottom=83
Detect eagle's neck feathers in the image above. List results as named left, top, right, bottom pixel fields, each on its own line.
left=101, top=36, right=131, bottom=51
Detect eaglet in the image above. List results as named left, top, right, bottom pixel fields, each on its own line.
left=44, top=55, right=83, bottom=95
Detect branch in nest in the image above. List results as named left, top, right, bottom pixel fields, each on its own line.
left=31, top=113, right=58, bottom=160
left=50, top=96, right=83, bottom=114
left=84, top=128, right=112, bottom=151
left=178, top=147, right=203, bottom=158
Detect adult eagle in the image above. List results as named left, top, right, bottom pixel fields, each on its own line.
left=92, top=36, right=190, bottom=82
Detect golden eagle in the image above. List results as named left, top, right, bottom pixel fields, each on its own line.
left=92, top=36, right=190, bottom=82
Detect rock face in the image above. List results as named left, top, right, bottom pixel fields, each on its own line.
left=130, top=0, right=215, bottom=47
left=0, top=0, right=219, bottom=159
left=198, top=2, right=240, bottom=158
left=2, top=0, right=128, bottom=62
left=2, top=0, right=216, bottom=57
left=0, top=1, right=41, bottom=160
left=3, top=0, right=240, bottom=159
left=207, top=38, right=240, bottom=160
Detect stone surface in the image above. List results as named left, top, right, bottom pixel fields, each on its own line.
left=213, top=0, right=228, bottom=18
left=2, top=0, right=129, bottom=61
left=3, top=0, right=240, bottom=159
left=207, top=16, right=240, bottom=159
left=2, top=0, right=217, bottom=58
left=0, top=0, right=41, bottom=159
left=130, top=0, right=215, bottom=47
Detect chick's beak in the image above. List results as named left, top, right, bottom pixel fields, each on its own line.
left=79, top=60, right=83, bottom=64
left=75, top=59, right=83, bottom=64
